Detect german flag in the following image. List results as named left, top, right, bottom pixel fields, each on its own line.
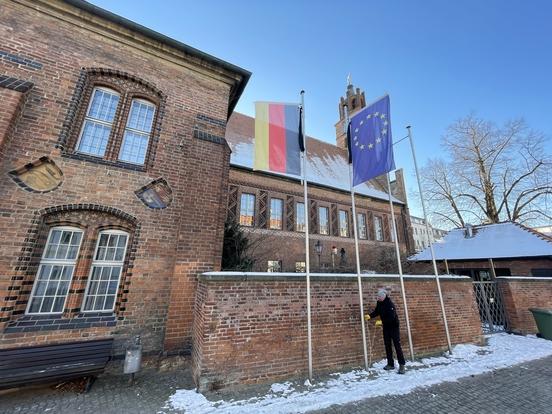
left=254, top=102, right=302, bottom=176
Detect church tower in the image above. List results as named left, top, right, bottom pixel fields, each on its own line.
left=334, top=78, right=366, bottom=149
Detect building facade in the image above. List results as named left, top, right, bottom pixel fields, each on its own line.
left=224, top=84, right=414, bottom=273
left=410, top=215, right=447, bottom=252
left=0, top=0, right=249, bottom=358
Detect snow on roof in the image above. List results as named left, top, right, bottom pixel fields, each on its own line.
left=409, top=222, right=552, bottom=261
left=225, top=113, right=403, bottom=204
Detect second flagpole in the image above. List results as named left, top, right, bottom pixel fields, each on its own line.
left=344, top=104, right=370, bottom=371
left=386, top=174, right=415, bottom=361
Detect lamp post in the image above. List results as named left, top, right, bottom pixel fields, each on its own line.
left=314, top=240, right=323, bottom=270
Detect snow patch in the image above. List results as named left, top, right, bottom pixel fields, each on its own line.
left=167, top=334, right=552, bottom=413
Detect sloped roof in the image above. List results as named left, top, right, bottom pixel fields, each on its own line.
left=408, top=222, right=552, bottom=261
left=225, top=113, right=403, bottom=204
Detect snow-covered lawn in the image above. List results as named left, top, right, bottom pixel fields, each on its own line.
left=167, top=334, right=552, bottom=413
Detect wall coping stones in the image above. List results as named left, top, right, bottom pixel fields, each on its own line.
left=497, top=276, right=552, bottom=281
left=200, top=272, right=471, bottom=282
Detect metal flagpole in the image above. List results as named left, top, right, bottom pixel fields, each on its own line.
left=301, top=91, right=314, bottom=380
left=386, top=173, right=415, bottom=361
left=406, top=125, right=452, bottom=354
left=344, top=104, right=369, bottom=371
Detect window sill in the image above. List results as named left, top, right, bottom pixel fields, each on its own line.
left=62, top=151, right=147, bottom=172
left=3, top=313, right=117, bottom=333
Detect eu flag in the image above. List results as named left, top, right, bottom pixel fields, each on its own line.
left=348, top=95, right=396, bottom=186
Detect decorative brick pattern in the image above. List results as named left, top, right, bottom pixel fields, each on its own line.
left=227, top=185, right=239, bottom=222
left=58, top=67, right=167, bottom=172
left=0, top=50, right=43, bottom=70
left=258, top=191, right=269, bottom=228
left=285, top=195, right=295, bottom=231
left=330, top=204, right=338, bottom=236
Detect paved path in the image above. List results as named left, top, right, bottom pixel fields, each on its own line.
left=1, top=356, right=551, bottom=413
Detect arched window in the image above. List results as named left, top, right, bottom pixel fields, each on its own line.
left=63, top=69, right=165, bottom=169
left=118, top=98, right=156, bottom=164
left=82, top=230, right=129, bottom=312
left=77, top=87, right=120, bottom=157
left=27, top=226, right=83, bottom=314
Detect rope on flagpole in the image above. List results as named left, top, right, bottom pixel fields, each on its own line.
left=301, top=91, right=314, bottom=380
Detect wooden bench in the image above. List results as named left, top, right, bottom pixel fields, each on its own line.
left=0, top=338, right=113, bottom=391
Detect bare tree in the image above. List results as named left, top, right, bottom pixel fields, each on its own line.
left=421, top=115, right=552, bottom=228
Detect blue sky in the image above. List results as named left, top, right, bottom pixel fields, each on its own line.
left=89, top=0, right=552, bottom=218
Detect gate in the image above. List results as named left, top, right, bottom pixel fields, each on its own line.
left=472, top=281, right=508, bottom=333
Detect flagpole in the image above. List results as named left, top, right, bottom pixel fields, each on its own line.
left=386, top=173, right=415, bottom=361
left=406, top=125, right=452, bottom=354
left=301, top=91, right=314, bottom=380
left=344, top=104, right=369, bottom=371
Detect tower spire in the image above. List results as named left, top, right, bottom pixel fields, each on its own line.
left=334, top=78, right=366, bottom=149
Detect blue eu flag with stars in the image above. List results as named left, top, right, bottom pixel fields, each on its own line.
left=347, top=95, right=395, bottom=186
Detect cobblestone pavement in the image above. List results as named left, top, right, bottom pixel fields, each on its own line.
left=1, top=355, right=551, bottom=413
left=311, top=355, right=552, bottom=414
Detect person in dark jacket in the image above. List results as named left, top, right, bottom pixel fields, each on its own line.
left=365, top=288, right=406, bottom=374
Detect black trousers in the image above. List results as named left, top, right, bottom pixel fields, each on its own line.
left=383, top=325, right=406, bottom=366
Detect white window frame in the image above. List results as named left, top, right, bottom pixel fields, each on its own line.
left=118, top=98, right=156, bottom=165
left=374, top=216, right=384, bottom=241
left=295, top=202, right=305, bottom=232
left=357, top=213, right=367, bottom=239
left=26, top=226, right=83, bottom=315
left=267, top=260, right=282, bottom=272
left=269, top=198, right=284, bottom=230
left=81, top=229, right=129, bottom=313
left=339, top=210, right=349, bottom=237
left=239, top=193, right=256, bottom=226
left=319, top=206, right=329, bottom=235
left=75, top=86, right=120, bottom=158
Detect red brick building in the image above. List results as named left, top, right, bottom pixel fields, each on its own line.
left=0, top=0, right=249, bottom=358
left=224, top=83, right=414, bottom=273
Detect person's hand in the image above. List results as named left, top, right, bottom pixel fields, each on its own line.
left=364, top=314, right=371, bottom=321
left=375, top=320, right=383, bottom=327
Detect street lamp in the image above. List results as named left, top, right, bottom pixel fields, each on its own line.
left=314, top=240, right=323, bottom=269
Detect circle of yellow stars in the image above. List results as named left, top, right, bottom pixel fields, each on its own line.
left=352, top=112, right=389, bottom=151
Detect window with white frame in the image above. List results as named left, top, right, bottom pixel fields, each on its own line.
left=270, top=198, right=283, bottom=230
left=77, top=87, right=120, bottom=157
left=239, top=193, right=255, bottom=226
left=27, top=227, right=83, bottom=314
left=119, top=99, right=156, bottom=164
left=357, top=213, right=367, bottom=239
left=295, top=261, right=306, bottom=272
left=374, top=216, right=384, bottom=241
left=296, top=202, right=305, bottom=232
left=339, top=210, right=349, bottom=237
left=319, top=206, right=329, bottom=235
left=82, top=230, right=129, bottom=312
left=267, top=260, right=282, bottom=272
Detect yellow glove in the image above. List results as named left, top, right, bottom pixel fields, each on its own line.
left=375, top=320, right=383, bottom=327
left=364, top=314, right=371, bottom=321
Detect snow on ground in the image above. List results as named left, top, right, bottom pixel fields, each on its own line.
left=167, top=334, right=552, bottom=413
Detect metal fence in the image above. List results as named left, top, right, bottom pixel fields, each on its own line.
left=472, top=281, right=508, bottom=333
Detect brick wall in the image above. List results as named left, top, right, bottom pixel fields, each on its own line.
left=192, top=273, right=482, bottom=390
left=498, top=277, right=552, bottom=334
left=0, top=0, right=244, bottom=357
